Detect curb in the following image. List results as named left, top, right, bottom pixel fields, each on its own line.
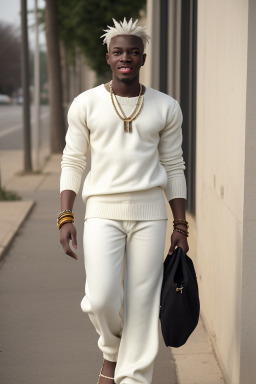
left=0, top=200, right=35, bottom=263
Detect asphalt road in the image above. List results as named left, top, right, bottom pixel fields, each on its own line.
left=0, top=105, right=50, bottom=150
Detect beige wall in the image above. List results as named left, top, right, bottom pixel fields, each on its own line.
left=144, top=1, right=256, bottom=380
left=139, top=3, right=159, bottom=88
left=240, top=0, right=256, bottom=382
left=196, top=1, right=253, bottom=383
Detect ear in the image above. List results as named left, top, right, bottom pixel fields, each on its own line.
left=142, top=53, right=146, bottom=66
left=106, top=52, right=110, bottom=65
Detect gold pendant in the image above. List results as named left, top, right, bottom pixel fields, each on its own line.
left=124, top=120, right=132, bottom=133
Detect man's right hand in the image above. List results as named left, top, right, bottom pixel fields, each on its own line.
left=60, top=222, right=78, bottom=260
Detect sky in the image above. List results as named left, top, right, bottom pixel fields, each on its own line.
left=0, top=0, right=46, bottom=49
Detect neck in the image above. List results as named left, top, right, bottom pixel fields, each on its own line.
left=111, top=77, right=141, bottom=97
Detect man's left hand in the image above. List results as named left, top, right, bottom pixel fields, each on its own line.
left=168, top=230, right=189, bottom=255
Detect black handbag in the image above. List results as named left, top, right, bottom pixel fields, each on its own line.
left=159, top=246, right=200, bottom=348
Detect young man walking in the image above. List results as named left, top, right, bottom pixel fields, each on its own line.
left=59, top=18, right=189, bottom=384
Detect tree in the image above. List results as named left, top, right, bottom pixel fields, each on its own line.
left=72, top=0, right=147, bottom=80
left=45, top=0, right=66, bottom=153
left=42, top=0, right=146, bottom=152
left=0, top=23, right=22, bottom=95
left=56, top=0, right=147, bottom=82
left=21, top=0, right=32, bottom=172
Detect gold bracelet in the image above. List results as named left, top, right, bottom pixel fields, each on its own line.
left=58, top=209, right=72, bottom=218
left=57, top=213, right=74, bottom=223
left=57, top=210, right=75, bottom=229
left=58, top=216, right=74, bottom=224
left=58, top=218, right=74, bottom=230
left=58, top=213, right=74, bottom=221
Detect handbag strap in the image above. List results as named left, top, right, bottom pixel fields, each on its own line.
left=169, top=248, right=182, bottom=283
left=162, top=248, right=189, bottom=304
left=161, top=248, right=182, bottom=305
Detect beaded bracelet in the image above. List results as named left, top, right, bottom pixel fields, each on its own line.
left=173, top=219, right=189, bottom=227
left=173, top=228, right=189, bottom=237
left=172, top=218, right=189, bottom=237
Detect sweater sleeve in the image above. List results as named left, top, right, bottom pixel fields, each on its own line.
left=60, top=98, right=90, bottom=194
left=158, top=100, right=187, bottom=201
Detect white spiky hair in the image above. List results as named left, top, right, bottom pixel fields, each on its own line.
left=101, top=17, right=150, bottom=51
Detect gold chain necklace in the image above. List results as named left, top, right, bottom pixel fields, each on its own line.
left=109, top=81, right=144, bottom=133
left=112, top=83, right=143, bottom=121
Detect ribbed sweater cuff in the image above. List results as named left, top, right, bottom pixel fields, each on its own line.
left=164, top=178, right=187, bottom=201
left=60, top=172, right=82, bottom=194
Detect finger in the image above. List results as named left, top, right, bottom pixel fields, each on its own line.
left=65, top=246, right=78, bottom=260
left=71, top=232, right=77, bottom=249
left=168, top=241, right=176, bottom=255
left=61, top=240, right=78, bottom=260
left=177, top=242, right=189, bottom=254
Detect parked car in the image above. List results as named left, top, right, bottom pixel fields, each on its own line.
left=17, top=96, right=23, bottom=104
left=0, top=94, right=12, bottom=105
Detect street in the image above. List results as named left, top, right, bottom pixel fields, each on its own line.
left=0, top=105, right=50, bottom=151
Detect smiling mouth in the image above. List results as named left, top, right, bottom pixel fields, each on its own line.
left=118, top=67, right=133, bottom=73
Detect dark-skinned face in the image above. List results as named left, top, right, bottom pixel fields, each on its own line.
left=106, top=35, right=146, bottom=83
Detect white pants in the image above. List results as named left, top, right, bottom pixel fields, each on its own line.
left=81, top=218, right=167, bottom=384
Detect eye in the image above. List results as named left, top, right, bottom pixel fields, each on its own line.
left=113, top=51, right=121, bottom=55
left=131, top=51, right=139, bottom=55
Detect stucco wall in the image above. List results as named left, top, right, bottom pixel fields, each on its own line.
left=240, top=0, right=256, bottom=382
left=196, top=1, right=249, bottom=382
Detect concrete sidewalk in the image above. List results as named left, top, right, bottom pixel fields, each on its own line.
left=0, top=149, right=50, bottom=262
left=0, top=151, right=225, bottom=384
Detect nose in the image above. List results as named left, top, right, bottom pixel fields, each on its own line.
left=120, top=52, right=131, bottom=61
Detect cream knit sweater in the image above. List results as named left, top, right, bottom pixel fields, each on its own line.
left=60, top=84, right=187, bottom=220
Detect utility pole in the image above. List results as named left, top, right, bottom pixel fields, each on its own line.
left=45, top=0, right=66, bottom=153
left=20, top=0, right=32, bottom=172
left=34, top=0, right=41, bottom=170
